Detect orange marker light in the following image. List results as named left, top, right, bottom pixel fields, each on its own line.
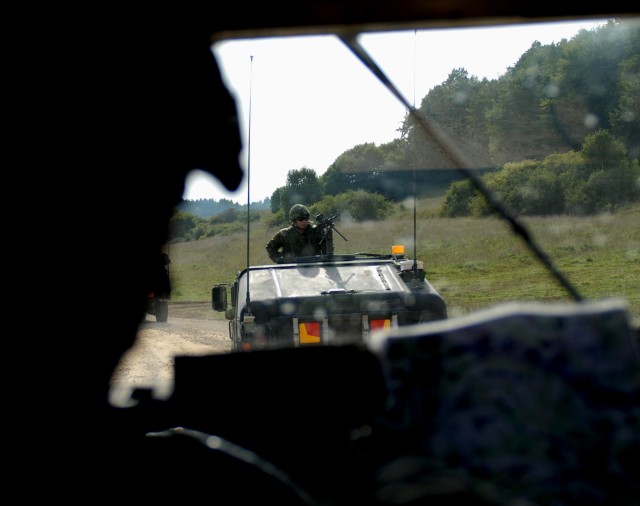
left=370, top=319, right=391, bottom=331
left=300, top=322, right=321, bottom=344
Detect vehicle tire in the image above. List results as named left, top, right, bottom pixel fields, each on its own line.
left=155, top=301, right=169, bottom=322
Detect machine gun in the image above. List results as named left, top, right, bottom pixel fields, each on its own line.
left=314, top=213, right=347, bottom=246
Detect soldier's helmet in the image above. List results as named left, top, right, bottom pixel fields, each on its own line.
left=289, top=204, right=310, bottom=222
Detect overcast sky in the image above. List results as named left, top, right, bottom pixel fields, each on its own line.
left=183, top=18, right=607, bottom=204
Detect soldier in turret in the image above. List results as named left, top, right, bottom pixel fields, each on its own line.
left=266, top=204, right=333, bottom=263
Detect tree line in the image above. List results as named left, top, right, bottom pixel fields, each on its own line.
left=173, top=19, right=639, bottom=240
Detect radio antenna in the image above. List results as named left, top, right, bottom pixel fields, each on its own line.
left=412, top=29, right=418, bottom=283
left=245, top=55, right=254, bottom=315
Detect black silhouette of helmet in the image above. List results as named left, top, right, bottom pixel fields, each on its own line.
left=289, top=204, right=310, bottom=222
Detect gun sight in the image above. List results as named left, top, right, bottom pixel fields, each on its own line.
left=315, top=213, right=337, bottom=225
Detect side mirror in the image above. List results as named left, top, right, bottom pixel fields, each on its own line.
left=212, top=285, right=227, bottom=311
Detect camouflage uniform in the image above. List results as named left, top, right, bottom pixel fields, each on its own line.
left=369, top=300, right=640, bottom=505
left=266, top=224, right=323, bottom=263
left=266, top=204, right=333, bottom=263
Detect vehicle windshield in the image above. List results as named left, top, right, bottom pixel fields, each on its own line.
left=117, top=14, right=640, bottom=393
left=187, top=16, right=639, bottom=320
left=100, top=11, right=640, bottom=506
left=239, top=261, right=407, bottom=302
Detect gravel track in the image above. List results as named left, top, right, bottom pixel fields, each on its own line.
left=109, top=302, right=231, bottom=405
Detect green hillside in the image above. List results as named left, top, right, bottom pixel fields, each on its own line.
left=165, top=200, right=640, bottom=323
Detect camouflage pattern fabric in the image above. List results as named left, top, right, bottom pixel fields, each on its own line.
left=266, top=224, right=323, bottom=263
left=367, top=299, right=640, bottom=505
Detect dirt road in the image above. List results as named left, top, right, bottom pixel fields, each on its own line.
left=109, top=303, right=231, bottom=406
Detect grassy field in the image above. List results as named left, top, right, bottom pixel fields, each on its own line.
left=165, top=200, right=640, bottom=323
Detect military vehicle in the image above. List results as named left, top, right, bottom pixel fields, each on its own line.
left=212, top=244, right=447, bottom=351
left=144, top=252, right=171, bottom=322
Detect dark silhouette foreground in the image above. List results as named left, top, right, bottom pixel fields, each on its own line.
left=30, top=6, right=638, bottom=505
